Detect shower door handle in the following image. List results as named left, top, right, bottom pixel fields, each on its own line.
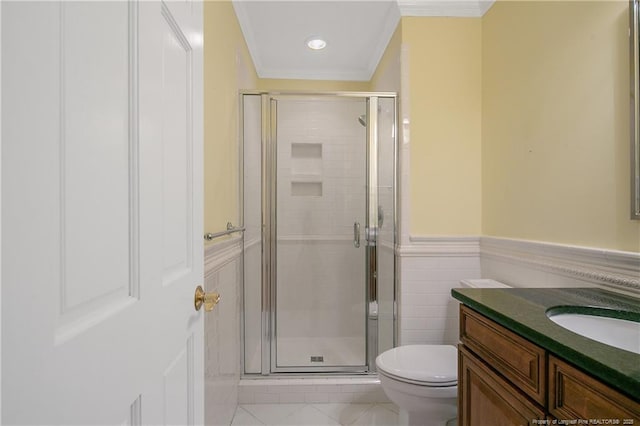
left=353, top=222, right=360, bottom=248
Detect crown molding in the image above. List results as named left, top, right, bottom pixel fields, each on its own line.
left=232, top=0, right=265, bottom=74
left=233, top=0, right=494, bottom=82
left=398, top=0, right=495, bottom=17
left=364, top=4, right=401, bottom=81
left=256, top=67, right=372, bottom=82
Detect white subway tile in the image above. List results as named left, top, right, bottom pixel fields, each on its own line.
left=238, top=392, right=255, bottom=404
left=401, top=317, right=447, bottom=331
left=283, top=385, right=317, bottom=393
left=304, top=393, right=330, bottom=403
left=401, top=304, right=451, bottom=318
left=278, top=393, right=306, bottom=403
left=254, top=392, right=280, bottom=404
left=329, top=392, right=357, bottom=403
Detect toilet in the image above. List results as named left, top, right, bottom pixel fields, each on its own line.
left=376, top=278, right=510, bottom=426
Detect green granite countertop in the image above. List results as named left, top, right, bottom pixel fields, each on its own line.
left=451, top=287, right=640, bottom=401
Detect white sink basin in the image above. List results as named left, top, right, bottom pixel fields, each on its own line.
left=547, top=311, right=640, bottom=355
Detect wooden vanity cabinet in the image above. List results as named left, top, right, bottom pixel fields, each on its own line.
left=459, top=305, right=546, bottom=405
left=458, top=305, right=640, bottom=425
left=548, top=355, right=640, bottom=422
left=459, top=345, right=545, bottom=426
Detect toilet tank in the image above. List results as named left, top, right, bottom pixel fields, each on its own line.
left=460, top=278, right=510, bottom=288
left=449, top=279, right=511, bottom=345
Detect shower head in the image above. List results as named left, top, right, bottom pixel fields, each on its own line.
left=358, top=114, right=366, bottom=127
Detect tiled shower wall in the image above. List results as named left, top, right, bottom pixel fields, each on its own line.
left=242, top=95, right=397, bottom=374
left=274, top=99, right=368, bottom=368
left=276, top=99, right=367, bottom=237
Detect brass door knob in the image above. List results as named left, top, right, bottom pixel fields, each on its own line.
left=194, top=285, right=220, bottom=312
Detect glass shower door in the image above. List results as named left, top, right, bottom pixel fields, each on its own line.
left=373, top=97, right=397, bottom=366
left=272, top=96, right=368, bottom=371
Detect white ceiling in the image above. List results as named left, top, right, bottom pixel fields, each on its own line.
left=232, top=0, right=494, bottom=82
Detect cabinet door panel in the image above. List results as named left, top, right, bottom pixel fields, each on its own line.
left=459, top=345, right=545, bottom=426
left=549, top=355, right=640, bottom=422
left=460, top=305, right=546, bottom=405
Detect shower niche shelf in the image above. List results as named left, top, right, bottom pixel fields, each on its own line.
left=291, top=142, right=322, bottom=176
left=291, top=181, right=322, bottom=196
left=291, top=143, right=322, bottom=158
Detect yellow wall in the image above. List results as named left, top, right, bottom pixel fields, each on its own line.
left=402, top=17, right=483, bottom=235
left=205, top=1, right=640, bottom=252
left=203, top=1, right=258, bottom=239
left=482, top=1, right=640, bottom=251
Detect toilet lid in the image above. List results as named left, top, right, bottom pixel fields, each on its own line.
left=375, top=345, right=458, bottom=386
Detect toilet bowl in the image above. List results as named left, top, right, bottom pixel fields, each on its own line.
left=377, top=345, right=457, bottom=426
left=376, top=278, right=510, bottom=426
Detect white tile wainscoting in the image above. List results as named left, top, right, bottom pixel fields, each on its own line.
left=204, top=236, right=244, bottom=426
left=396, top=236, right=482, bottom=346
left=480, top=236, right=640, bottom=295
left=396, top=235, right=640, bottom=346
left=205, top=232, right=638, bottom=425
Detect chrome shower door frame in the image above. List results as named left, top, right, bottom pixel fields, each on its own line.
left=248, top=91, right=397, bottom=375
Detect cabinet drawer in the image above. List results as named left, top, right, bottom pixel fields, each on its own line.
left=460, top=305, right=546, bottom=405
left=549, top=355, right=640, bottom=422
left=459, top=345, right=545, bottom=426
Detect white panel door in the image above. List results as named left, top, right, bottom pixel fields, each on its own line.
left=1, top=1, right=204, bottom=424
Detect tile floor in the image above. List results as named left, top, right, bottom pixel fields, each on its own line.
left=230, top=402, right=400, bottom=426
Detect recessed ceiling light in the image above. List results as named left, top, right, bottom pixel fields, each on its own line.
left=306, top=37, right=327, bottom=50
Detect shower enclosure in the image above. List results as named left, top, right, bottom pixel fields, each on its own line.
left=242, top=92, right=396, bottom=374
